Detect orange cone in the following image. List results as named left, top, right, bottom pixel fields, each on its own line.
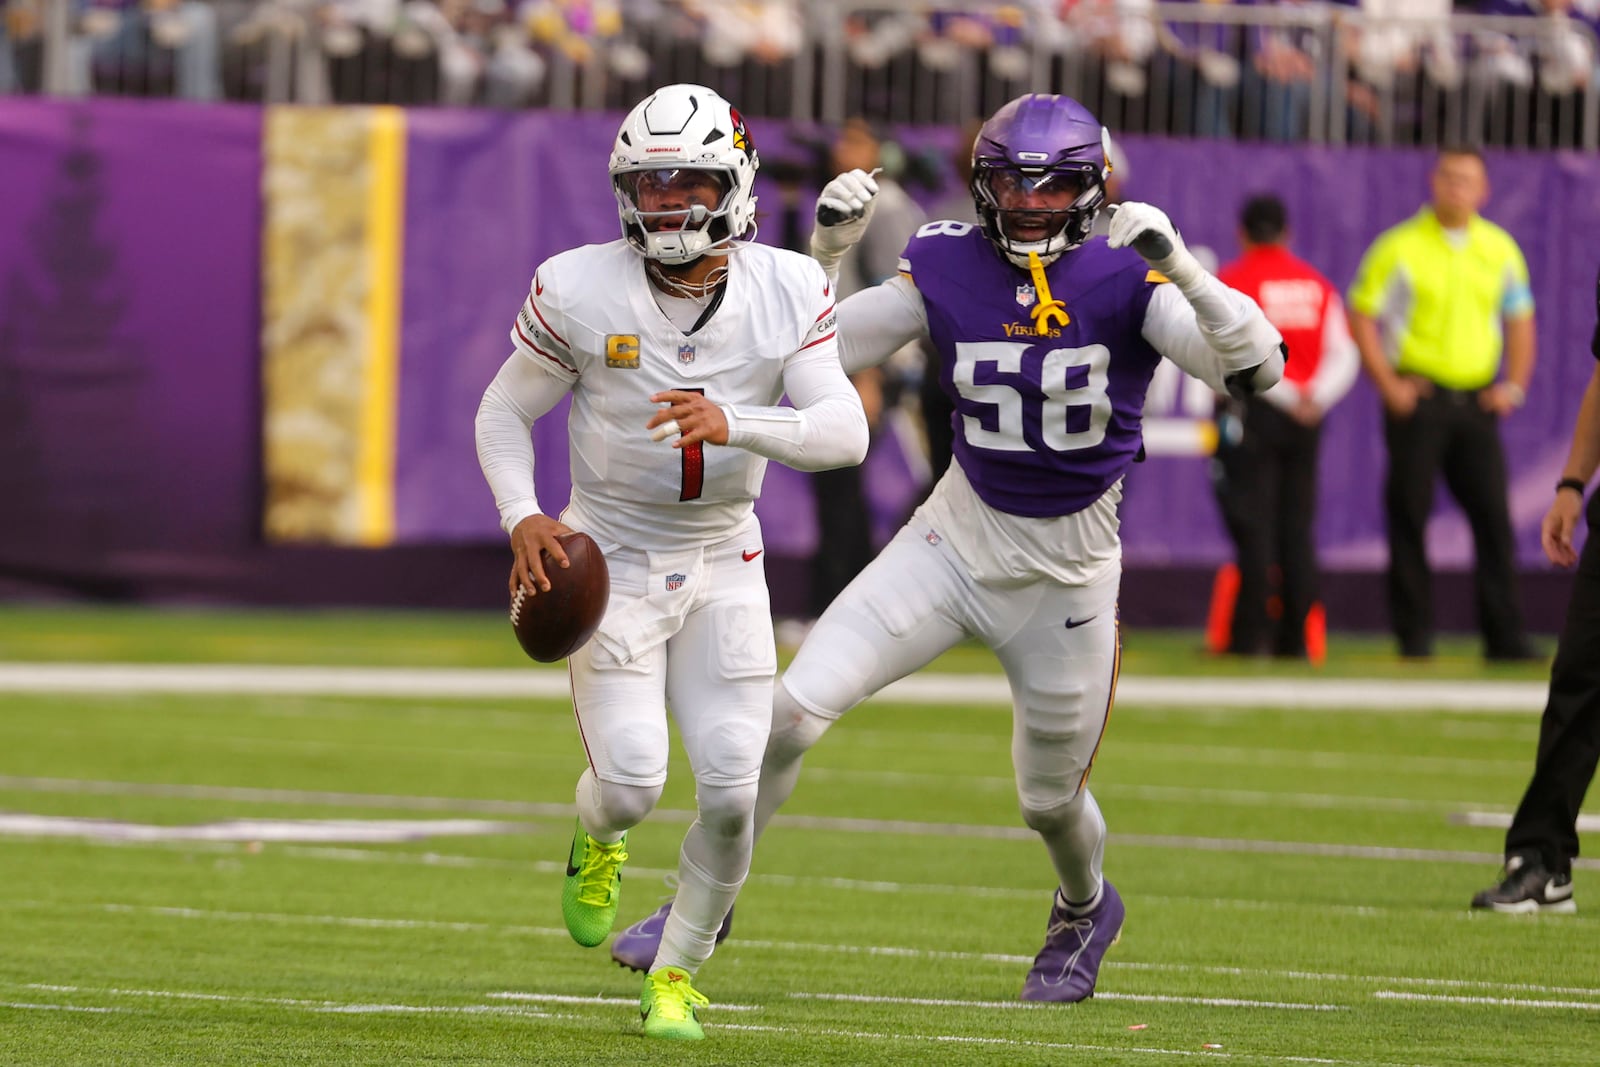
left=1206, top=563, right=1240, bottom=655
left=1305, top=601, right=1327, bottom=668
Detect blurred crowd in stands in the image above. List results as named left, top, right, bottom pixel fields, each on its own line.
left=2, top=0, right=1596, bottom=146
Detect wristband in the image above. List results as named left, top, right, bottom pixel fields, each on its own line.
left=1502, top=382, right=1526, bottom=408
left=1556, top=477, right=1587, bottom=497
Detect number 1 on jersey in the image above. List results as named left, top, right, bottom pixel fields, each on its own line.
left=679, top=387, right=706, bottom=501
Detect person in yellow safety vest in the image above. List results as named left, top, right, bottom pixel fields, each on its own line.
left=1347, top=144, right=1538, bottom=663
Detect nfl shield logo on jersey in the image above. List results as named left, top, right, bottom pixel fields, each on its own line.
left=1015, top=285, right=1037, bottom=309
left=677, top=342, right=696, bottom=365
left=664, top=573, right=686, bottom=592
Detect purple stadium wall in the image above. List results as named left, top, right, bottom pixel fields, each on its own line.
left=1, top=98, right=1597, bottom=629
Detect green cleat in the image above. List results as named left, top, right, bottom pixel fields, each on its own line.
left=560, top=820, right=628, bottom=947
left=640, top=966, right=709, bottom=1040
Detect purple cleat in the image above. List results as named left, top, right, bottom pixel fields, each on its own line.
left=610, top=900, right=735, bottom=973
left=1019, top=881, right=1124, bottom=1002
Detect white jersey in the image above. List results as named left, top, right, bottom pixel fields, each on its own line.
left=491, top=239, right=860, bottom=551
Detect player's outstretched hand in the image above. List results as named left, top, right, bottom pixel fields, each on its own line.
left=1106, top=202, right=1186, bottom=267
left=812, top=168, right=880, bottom=259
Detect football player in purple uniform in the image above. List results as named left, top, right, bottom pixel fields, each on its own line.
left=612, top=93, right=1285, bottom=1002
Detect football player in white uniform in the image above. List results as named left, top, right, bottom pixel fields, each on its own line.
left=474, top=83, right=868, bottom=1040
left=610, top=93, right=1285, bottom=1003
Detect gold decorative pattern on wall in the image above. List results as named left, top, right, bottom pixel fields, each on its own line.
left=261, top=106, right=404, bottom=546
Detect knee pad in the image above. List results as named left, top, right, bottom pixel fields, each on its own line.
left=767, top=682, right=836, bottom=764
left=693, top=780, right=760, bottom=840
left=590, top=779, right=661, bottom=829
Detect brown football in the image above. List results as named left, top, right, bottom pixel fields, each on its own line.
left=509, top=532, right=610, bottom=663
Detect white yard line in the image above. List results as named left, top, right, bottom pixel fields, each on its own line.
left=1450, top=810, right=1600, bottom=832
left=1374, top=991, right=1600, bottom=1011
left=18, top=901, right=1597, bottom=1000
left=0, top=662, right=1550, bottom=711
left=487, top=991, right=761, bottom=1012
left=792, top=991, right=1345, bottom=1012
left=0, top=981, right=1412, bottom=1065
left=21, top=983, right=563, bottom=1019
left=0, top=1001, right=124, bottom=1013
left=711, top=1021, right=1424, bottom=1066
left=3, top=777, right=1595, bottom=871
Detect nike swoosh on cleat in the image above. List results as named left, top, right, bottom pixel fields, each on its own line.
left=1064, top=616, right=1097, bottom=629
left=566, top=860, right=580, bottom=877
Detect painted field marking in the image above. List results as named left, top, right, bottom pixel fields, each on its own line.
left=22, top=983, right=563, bottom=1019
left=1451, top=810, right=1600, bottom=832
left=2, top=982, right=1413, bottom=1066
left=711, top=1021, right=1426, bottom=1066
left=16, top=900, right=1597, bottom=1001
left=1374, top=990, right=1600, bottom=1011
left=0, top=1001, right=124, bottom=1013
left=792, top=991, right=1345, bottom=1012
left=0, top=662, right=1549, bottom=711
left=10, top=773, right=1590, bottom=869
left=0, top=813, right=532, bottom=844
left=487, top=991, right=761, bottom=1012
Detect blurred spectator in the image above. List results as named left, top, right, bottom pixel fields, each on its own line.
left=1336, top=0, right=1461, bottom=140
left=1159, top=0, right=1249, bottom=137
left=1249, top=0, right=1322, bottom=141
left=1473, top=0, right=1600, bottom=99
left=83, top=0, right=222, bottom=99
left=1057, top=0, right=1158, bottom=96
left=695, top=0, right=800, bottom=67
left=793, top=118, right=927, bottom=636
left=1212, top=194, right=1358, bottom=658
left=1, top=0, right=30, bottom=93
left=1347, top=145, right=1537, bottom=661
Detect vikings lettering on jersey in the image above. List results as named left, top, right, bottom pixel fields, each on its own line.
left=905, top=223, right=1165, bottom=517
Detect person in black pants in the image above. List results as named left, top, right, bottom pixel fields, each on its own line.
left=1472, top=267, right=1600, bottom=912
left=1212, top=195, right=1358, bottom=657
left=1348, top=147, right=1538, bottom=661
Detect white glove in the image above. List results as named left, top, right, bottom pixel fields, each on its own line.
left=1105, top=201, right=1201, bottom=287
left=811, top=168, right=880, bottom=262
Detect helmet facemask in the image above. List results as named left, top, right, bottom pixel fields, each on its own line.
left=613, top=166, right=739, bottom=266
left=971, top=161, right=1104, bottom=269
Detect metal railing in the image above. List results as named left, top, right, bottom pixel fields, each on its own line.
left=4, top=0, right=1596, bottom=149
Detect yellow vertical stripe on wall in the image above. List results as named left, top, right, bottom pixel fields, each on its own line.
left=356, top=106, right=406, bottom=547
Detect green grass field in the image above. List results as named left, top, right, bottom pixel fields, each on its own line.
left=0, top=606, right=1592, bottom=1066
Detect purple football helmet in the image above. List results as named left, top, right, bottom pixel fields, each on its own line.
left=969, top=94, right=1111, bottom=268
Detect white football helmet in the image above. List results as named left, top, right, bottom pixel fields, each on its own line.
left=610, top=84, right=759, bottom=264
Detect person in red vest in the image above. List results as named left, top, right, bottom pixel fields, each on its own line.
left=1212, top=194, right=1358, bottom=658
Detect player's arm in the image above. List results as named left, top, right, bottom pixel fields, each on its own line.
left=476, top=271, right=581, bottom=595
left=806, top=169, right=931, bottom=372
left=1486, top=249, right=1536, bottom=416
left=1345, top=234, right=1418, bottom=417
left=719, top=336, right=870, bottom=471
left=1306, top=293, right=1360, bottom=412
left=1109, top=202, right=1285, bottom=397
left=716, top=272, right=870, bottom=470
left=837, top=275, right=928, bottom=374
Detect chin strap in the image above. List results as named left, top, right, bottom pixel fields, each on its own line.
left=1027, top=250, right=1071, bottom=331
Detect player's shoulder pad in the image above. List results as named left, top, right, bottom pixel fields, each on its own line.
left=901, top=218, right=985, bottom=277
left=537, top=241, right=633, bottom=305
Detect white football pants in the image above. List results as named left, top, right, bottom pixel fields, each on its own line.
left=758, top=516, right=1120, bottom=903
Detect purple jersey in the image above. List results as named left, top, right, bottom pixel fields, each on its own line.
left=905, top=223, right=1165, bottom=517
